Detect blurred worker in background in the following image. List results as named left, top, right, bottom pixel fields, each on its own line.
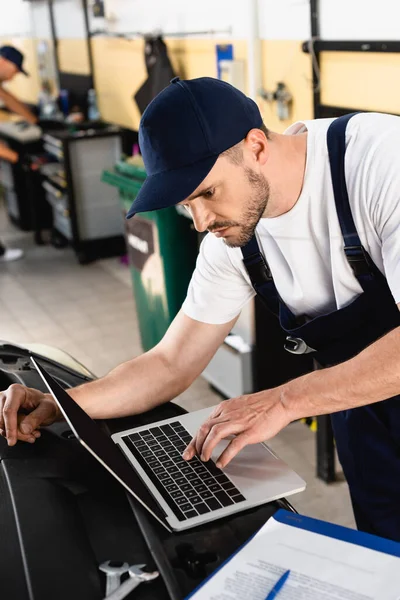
left=0, top=45, right=37, bottom=262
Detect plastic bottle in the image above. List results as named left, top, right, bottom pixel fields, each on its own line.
left=87, top=89, right=100, bottom=121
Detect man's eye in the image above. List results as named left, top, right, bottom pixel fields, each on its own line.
left=204, top=188, right=215, bottom=199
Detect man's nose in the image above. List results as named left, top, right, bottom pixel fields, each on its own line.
left=190, top=205, right=213, bottom=233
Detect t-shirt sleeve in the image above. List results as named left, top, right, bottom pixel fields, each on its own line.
left=182, top=233, right=256, bottom=324
left=367, top=134, right=400, bottom=304
left=378, top=202, right=400, bottom=305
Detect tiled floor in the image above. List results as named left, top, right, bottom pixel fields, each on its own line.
left=0, top=196, right=355, bottom=528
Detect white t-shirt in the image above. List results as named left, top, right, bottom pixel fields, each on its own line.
left=182, top=113, right=400, bottom=324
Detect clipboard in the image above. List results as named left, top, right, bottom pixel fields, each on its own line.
left=186, top=509, right=400, bottom=599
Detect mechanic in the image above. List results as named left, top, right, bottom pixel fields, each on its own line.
left=0, top=45, right=37, bottom=262
left=1, top=77, right=400, bottom=540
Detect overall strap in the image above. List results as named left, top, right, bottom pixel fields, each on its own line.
left=327, top=113, right=376, bottom=280
left=241, top=236, right=280, bottom=315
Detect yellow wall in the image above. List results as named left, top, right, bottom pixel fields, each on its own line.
left=91, top=37, right=145, bottom=130
left=321, top=51, right=400, bottom=114
left=58, top=39, right=90, bottom=75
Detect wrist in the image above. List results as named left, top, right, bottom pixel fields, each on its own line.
left=45, top=393, right=63, bottom=422
left=279, top=376, right=310, bottom=423
left=253, top=386, right=295, bottom=429
left=279, top=366, right=344, bottom=421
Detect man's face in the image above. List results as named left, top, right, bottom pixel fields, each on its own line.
left=179, top=154, right=270, bottom=248
left=0, top=58, right=18, bottom=83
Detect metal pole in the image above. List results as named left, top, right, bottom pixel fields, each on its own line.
left=89, top=28, right=233, bottom=39
left=310, top=0, right=321, bottom=118
left=313, top=358, right=336, bottom=483
left=316, top=415, right=336, bottom=482
left=247, top=0, right=261, bottom=100
left=81, top=0, right=95, bottom=87
left=48, top=0, right=61, bottom=80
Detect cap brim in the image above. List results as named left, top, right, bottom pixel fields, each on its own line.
left=126, top=154, right=218, bottom=218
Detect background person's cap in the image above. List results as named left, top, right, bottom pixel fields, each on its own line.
left=0, top=46, right=28, bottom=76
left=126, top=77, right=262, bottom=218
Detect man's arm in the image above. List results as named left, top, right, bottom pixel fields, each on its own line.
left=70, top=310, right=237, bottom=418
left=285, top=315, right=400, bottom=419
left=0, top=310, right=238, bottom=445
left=184, top=308, right=400, bottom=468
left=0, top=87, right=37, bottom=124
left=0, top=142, right=18, bottom=163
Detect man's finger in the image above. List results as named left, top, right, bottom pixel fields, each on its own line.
left=18, top=403, right=51, bottom=435
left=0, top=393, right=5, bottom=431
left=15, top=414, right=41, bottom=443
left=182, top=404, right=237, bottom=461
left=200, top=421, right=245, bottom=462
left=215, top=433, right=250, bottom=468
left=17, top=432, right=38, bottom=443
left=191, top=403, right=229, bottom=456
left=194, top=411, right=235, bottom=457
left=9, top=417, right=33, bottom=443
left=209, top=404, right=224, bottom=420
left=182, top=437, right=197, bottom=460
left=182, top=420, right=219, bottom=460
left=0, top=427, right=32, bottom=443
left=3, top=385, right=26, bottom=446
left=194, top=420, right=216, bottom=457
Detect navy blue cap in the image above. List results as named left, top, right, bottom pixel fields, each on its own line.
left=0, top=46, right=28, bottom=76
left=126, top=77, right=262, bottom=218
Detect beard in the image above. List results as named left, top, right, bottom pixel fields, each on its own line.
left=209, top=168, right=270, bottom=248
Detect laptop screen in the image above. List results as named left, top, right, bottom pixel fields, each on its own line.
left=31, top=357, right=170, bottom=531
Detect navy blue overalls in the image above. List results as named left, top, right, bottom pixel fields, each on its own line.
left=241, top=114, right=400, bottom=541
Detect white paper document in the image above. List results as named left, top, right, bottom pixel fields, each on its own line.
left=187, top=510, right=400, bottom=600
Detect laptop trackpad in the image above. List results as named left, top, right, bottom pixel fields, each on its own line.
left=211, top=439, right=290, bottom=500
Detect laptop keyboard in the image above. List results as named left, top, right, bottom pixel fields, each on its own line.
left=123, top=421, right=246, bottom=521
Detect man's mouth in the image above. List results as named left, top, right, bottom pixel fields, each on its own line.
left=210, top=226, right=232, bottom=237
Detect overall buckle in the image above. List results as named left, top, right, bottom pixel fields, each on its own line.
left=344, top=245, right=373, bottom=277
left=244, top=252, right=272, bottom=285
left=284, top=336, right=316, bottom=355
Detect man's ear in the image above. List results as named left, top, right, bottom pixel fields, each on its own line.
left=244, top=128, right=270, bottom=167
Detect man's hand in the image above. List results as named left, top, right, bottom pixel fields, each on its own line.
left=0, top=143, right=18, bottom=163
left=182, top=389, right=292, bottom=468
left=9, top=149, right=18, bottom=163
left=0, top=87, right=38, bottom=125
left=0, top=384, right=62, bottom=446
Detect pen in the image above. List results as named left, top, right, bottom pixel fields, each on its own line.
left=265, top=569, right=291, bottom=600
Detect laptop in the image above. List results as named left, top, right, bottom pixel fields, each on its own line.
left=32, top=358, right=306, bottom=532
